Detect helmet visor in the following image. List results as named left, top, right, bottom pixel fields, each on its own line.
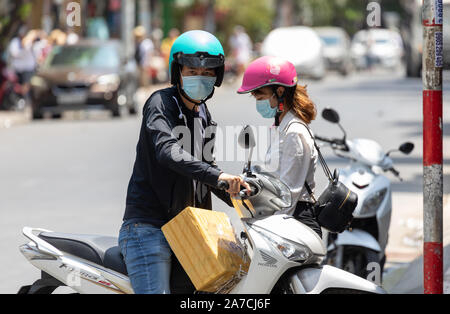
left=175, top=52, right=224, bottom=69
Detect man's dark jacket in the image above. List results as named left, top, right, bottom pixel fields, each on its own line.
left=123, top=86, right=232, bottom=228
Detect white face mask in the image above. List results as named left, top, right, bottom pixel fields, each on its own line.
left=181, top=75, right=217, bottom=101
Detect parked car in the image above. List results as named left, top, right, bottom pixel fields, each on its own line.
left=351, top=29, right=404, bottom=71
left=314, top=27, right=353, bottom=76
left=30, top=40, right=138, bottom=119
left=261, top=26, right=326, bottom=80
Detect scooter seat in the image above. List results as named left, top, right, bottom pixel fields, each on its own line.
left=38, top=232, right=128, bottom=275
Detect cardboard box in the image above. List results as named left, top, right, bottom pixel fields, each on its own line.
left=162, top=207, right=250, bottom=292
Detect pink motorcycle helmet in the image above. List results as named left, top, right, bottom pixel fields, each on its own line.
left=237, top=56, right=298, bottom=94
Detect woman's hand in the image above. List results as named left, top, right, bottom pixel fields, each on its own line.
left=218, top=173, right=251, bottom=198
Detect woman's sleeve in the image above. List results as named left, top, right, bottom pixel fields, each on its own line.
left=278, top=130, right=312, bottom=203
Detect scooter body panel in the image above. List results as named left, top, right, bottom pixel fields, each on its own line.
left=21, top=243, right=133, bottom=294
left=339, top=162, right=392, bottom=253
left=328, top=229, right=381, bottom=252
left=229, top=226, right=299, bottom=294
left=19, top=229, right=133, bottom=294
left=293, top=265, right=386, bottom=294
left=249, top=215, right=326, bottom=257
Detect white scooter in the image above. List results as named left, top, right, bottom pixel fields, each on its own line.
left=316, top=108, right=414, bottom=282
left=18, top=126, right=385, bottom=294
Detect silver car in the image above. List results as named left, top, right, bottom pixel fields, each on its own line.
left=261, top=26, right=326, bottom=80
left=315, top=27, right=353, bottom=76
left=351, top=29, right=404, bottom=71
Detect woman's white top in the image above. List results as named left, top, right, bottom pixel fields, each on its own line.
left=265, top=110, right=318, bottom=216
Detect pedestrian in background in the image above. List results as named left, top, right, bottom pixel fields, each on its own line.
left=229, top=25, right=253, bottom=77
left=31, top=30, right=52, bottom=67
left=7, top=26, right=37, bottom=96
left=134, top=26, right=155, bottom=87
left=161, top=28, right=180, bottom=69
left=107, top=0, right=121, bottom=38
left=49, top=29, right=67, bottom=46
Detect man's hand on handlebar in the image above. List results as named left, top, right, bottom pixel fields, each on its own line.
left=218, top=173, right=251, bottom=198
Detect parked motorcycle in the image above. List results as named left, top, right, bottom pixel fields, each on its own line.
left=18, top=126, right=385, bottom=294
left=316, top=108, right=414, bottom=282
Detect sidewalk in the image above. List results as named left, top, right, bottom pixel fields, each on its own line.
left=383, top=244, right=450, bottom=294
left=0, top=107, right=31, bottom=129
left=383, top=197, right=450, bottom=294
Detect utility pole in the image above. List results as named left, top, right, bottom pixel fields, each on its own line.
left=422, top=0, right=443, bottom=295
left=162, top=0, right=174, bottom=38
left=274, top=0, right=295, bottom=28
left=122, top=0, right=136, bottom=61
left=204, top=0, right=216, bottom=34
left=138, top=0, right=151, bottom=33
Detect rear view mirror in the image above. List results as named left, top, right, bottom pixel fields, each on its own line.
left=238, top=126, right=256, bottom=150
left=399, top=142, right=414, bottom=155
left=322, top=108, right=340, bottom=124
left=239, top=126, right=256, bottom=175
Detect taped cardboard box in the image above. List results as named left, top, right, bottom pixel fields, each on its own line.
left=162, top=207, right=250, bottom=293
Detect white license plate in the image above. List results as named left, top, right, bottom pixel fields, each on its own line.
left=57, top=92, right=87, bottom=105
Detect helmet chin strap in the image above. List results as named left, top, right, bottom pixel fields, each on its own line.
left=273, top=88, right=285, bottom=127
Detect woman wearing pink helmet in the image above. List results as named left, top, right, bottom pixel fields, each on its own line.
left=238, top=56, right=321, bottom=237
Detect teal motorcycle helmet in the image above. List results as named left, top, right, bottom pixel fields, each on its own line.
left=169, top=30, right=225, bottom=88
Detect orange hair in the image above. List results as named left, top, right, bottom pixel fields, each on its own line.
left=284, top=84, right=317, bottom=124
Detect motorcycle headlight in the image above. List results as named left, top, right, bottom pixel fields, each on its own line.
left=252, top=225, right=312, bottom=263
left=359, top=188, right=387, bottom=216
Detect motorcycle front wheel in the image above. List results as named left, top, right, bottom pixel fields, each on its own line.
left=327, top=245, right=381, bottom=280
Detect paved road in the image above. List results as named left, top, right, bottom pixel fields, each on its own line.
left=0, top=69, right=448, bottom=293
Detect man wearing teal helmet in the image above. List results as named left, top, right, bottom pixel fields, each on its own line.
left=119, top=30, right=250, bottom=294
left=169, top=30, right=226, bottom=105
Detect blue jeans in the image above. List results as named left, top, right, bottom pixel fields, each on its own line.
left=118, top=221, right=172, bottom=294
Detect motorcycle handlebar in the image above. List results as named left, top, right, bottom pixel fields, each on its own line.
left=315, top=135, right=348, bottom=150
left=217, top=180, right=258, bottom=197
left=217, top=180, right=230, bottom=191
left=315, top=135, right=334, bottom=143
left=389, top=168, right=400, bottom=177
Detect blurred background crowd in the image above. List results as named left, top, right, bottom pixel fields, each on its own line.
left=0, top=0, right=448, bottom=116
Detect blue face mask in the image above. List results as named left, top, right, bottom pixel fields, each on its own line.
left=256, top=95, right=277, bottom=119
left=181, top=75, right=217, bottom=101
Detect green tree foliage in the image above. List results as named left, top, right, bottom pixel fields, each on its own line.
left=215, top=0, right=273, bottom=48
left=299, top=0, right=406, bottom=35
left=301, top=0, right=368, bottom=35
left=0, top=1, right=32, bottom=57
left=171, top=0, right=273, bottom=52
